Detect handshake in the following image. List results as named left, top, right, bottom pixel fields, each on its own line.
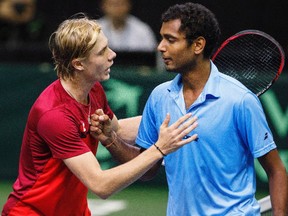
left=89, top=109, right=198, bottom=157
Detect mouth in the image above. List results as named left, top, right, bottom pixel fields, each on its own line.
left=162, top=57, right=172, bottom=65
left=106, top=62, right=114, bottom=73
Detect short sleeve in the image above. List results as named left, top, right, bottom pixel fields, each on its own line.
left=136, top=94, right=159, bottom=149
left=37, top=109, right=90, bottom=159
left=237, top=92, right=276, bottom=158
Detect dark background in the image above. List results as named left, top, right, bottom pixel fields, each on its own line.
left=1, top=0, right=287, bottom=70
left=37, top=0, right=288, bottom=59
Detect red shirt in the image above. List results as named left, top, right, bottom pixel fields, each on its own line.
left=2, top=80, right=114, bottom=216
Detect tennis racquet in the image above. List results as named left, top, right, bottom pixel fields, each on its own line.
left=212, top=30, right=285, bottom=96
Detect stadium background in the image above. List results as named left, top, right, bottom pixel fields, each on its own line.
left=1, top=0, right=288, bottom=215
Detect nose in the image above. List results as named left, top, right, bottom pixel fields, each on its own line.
left=157, top=40, right=166, bottom=52
left=108, top=48, right=117, bottom=61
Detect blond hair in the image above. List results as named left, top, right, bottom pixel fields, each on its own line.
left=48, top=13, right=101, bottom=79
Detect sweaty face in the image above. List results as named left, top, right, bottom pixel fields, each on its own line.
left=158, top=19, right=196, bottom=73
left=81, top=31, right=116, bottom=82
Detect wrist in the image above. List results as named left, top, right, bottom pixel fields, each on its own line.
left=153, top=143, right=166, bottom=157
left=101, top=131, right=117, bottom=148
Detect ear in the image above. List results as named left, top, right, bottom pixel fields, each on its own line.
left=193, top=37, right=206, bottom=55
left=71, top=58, right=84, bottom=71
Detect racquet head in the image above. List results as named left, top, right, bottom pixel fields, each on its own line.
left=212, top=30, right=285, bottom=96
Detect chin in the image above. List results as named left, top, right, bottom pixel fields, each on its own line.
left=165, top=65, right=176, bottom=72
left=99, top=74, right=110, bottom=82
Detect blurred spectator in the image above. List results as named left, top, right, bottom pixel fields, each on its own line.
left=0, top=0, right=35, bottom=23
left=0, top=0, right=46, bottom=48
left=97, top=0, right=157, bottom=52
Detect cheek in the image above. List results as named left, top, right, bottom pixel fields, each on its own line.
left=172, top=51, right=195, bottom=71
left=181, top=47, right=195, bottom=59
left=173, top=51, right=191, bottom=65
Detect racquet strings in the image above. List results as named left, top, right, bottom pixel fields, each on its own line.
left=213, top=32, right=284, bottom=96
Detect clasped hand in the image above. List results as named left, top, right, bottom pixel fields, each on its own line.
left=90, top=109, right=199, bottom=156
left=90, top=109, right=113, bottom=145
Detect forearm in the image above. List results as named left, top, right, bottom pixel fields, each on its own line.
left=93, top=144, right=164, bottom=198
left=258, top=149, right=288, bottom=215
left=102, top=131, right=142, bottom=164
left=117, top=116, right=142, bottom=144
left=64, top=148, right=164, bottom=200
left=102, top=131, right=162, bottom=180
left=269, top=170, right=288, bottom=215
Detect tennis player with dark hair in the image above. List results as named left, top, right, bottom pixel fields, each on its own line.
left=91, top=3, right=287, bottom=215
left=1, top=14, right=199, bottom=216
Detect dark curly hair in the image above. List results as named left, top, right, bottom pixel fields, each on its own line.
left=161, top=3, right=221, bottom=59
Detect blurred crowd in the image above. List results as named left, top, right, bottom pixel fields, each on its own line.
left=0, top=0, right=44, bottom=48
left=0, top=0, right=157, bottom=51
left=0, top=0, right=287, bottom=68
left=0, top=0, right=161, bottom=66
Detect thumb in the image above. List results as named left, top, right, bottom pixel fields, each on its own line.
left=94, top=109, right=106, bottom=121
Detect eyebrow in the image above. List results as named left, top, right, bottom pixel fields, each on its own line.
left=161, top=33, right=178, bottom=40
left=97, top=36, right=109, bottom=54
left=97, top=45, right=108, bottom=55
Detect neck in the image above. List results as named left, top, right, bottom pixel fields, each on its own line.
left=182, top=59, right=211, bottom=91
left=181, top=59, right=211, bottom=109
left=60, top=79, right=90, bottom=105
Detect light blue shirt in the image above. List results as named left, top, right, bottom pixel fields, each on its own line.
left=136, top=62, right=276, bottom=216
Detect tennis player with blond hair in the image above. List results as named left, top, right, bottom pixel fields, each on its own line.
left=2, top=14, right=198, bottom=216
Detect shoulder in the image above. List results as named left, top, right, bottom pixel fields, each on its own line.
left=151, top=80, right=172, bottom=95
left=128, top=15, right=147, bottom=25
left=91, top=82, right=105, bottom=92
left=28, top=80, right=85, bottom=132
left=89, top=82, right=109, bottom=102
left=97, top=17, right=109, bottom=31
left=36, top=102, right=75, bottom=131
left=211, top=62, right=248, bottom=95
left=144, top=80, right=174, bottom=108
left=90, top=82, right=108, bottom=103
left=127, top=15, right=154, bottom=31
left=97, top=17, right=107, bottom=25
left=29, top=80, right=65, bottom=120
left=218, top=72, right=254, bottom=99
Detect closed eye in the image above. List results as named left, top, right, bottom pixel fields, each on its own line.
left=98, top=46, right=108, bottom=56
left=162, top=34, right=177, bottom=44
